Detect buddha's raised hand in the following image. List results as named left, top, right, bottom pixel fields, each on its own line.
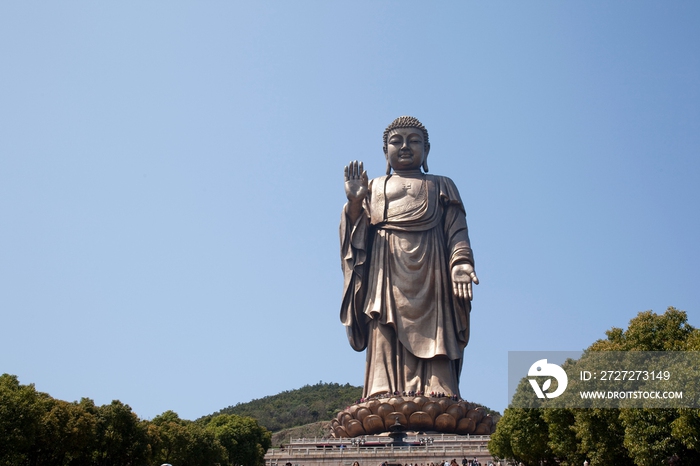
left=344, top=160, right=368, bottom=203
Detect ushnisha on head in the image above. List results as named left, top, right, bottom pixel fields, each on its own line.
left=382, top=116, right=431, bottom=175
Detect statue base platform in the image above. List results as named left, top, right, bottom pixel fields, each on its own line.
left=265, top=433, right=498, bottom=466
left=331, top=395, right=498, bottom=438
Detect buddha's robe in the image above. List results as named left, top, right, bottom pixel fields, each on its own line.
left=340, top=174, right=474, bottom=398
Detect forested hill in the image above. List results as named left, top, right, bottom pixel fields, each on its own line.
left=200, top=382, right=362, bottom=432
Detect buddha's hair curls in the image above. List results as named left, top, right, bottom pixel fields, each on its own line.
left=382, top=116, right=430, bottom=152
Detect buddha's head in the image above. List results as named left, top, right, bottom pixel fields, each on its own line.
left=382, top=116, right=431, bottom=174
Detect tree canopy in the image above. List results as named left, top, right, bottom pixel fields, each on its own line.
left=0, top=375, right=270, bottom=466
left=489, top=307, right=700, bottom=466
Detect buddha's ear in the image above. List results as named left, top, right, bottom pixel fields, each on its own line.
left=422, top=143, right=430, bottom=173
left=384, top=146, right=391, bottom=175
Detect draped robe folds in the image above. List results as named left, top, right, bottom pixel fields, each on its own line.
left=340, top=174, right=474, bottom=398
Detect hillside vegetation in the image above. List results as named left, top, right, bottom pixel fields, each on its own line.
left=201, top=382, right=362, bottom=433
left=270, top=421, right=331, bottom=447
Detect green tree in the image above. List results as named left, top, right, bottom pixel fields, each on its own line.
left=0, top=374, right=48, bottom=466
left=572, top=408, right=633, bottom=466
left=489, top=407, right=555, bottom=465
left=620, top=408, right=700, bottom=466
left=0, top=375, right=99, bottom=466
left=33, top=398, right=97, bottom=466
left=542, top=408, right=586, bottom=466
left=589, top=307, right=695, bottom=352
left=81, top=399, right=149, bottom=466
left=491, top=307, right=700, bottom=465
left=599, top=308, right=700, bottom=465
left=671, top=408, right=700, bottom=452
left=206, top=414, right=271, bottom=466
left=183, top=421, right=227, bottom=466
left=149, top=410, right=226, bottom=466
left=149, top=410, right=191, bottom=465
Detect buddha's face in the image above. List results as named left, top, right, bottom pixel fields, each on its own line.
left=385, top=127, right=430, bottom=172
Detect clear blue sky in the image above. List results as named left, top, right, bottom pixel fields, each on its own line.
left=1, top=1, right=698, bottom=421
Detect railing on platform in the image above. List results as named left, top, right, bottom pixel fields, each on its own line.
left=267, top=434, right=492, bottom=459
left=284, top=434, right=491, bottom=445
left=268, top=445, right=489, bottom=456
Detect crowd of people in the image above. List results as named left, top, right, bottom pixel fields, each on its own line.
left=375, top=458, right=496, bottom=466
left=350, top=391, right=462, bottom=407
left=284, top=458, right=499, bottom=466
